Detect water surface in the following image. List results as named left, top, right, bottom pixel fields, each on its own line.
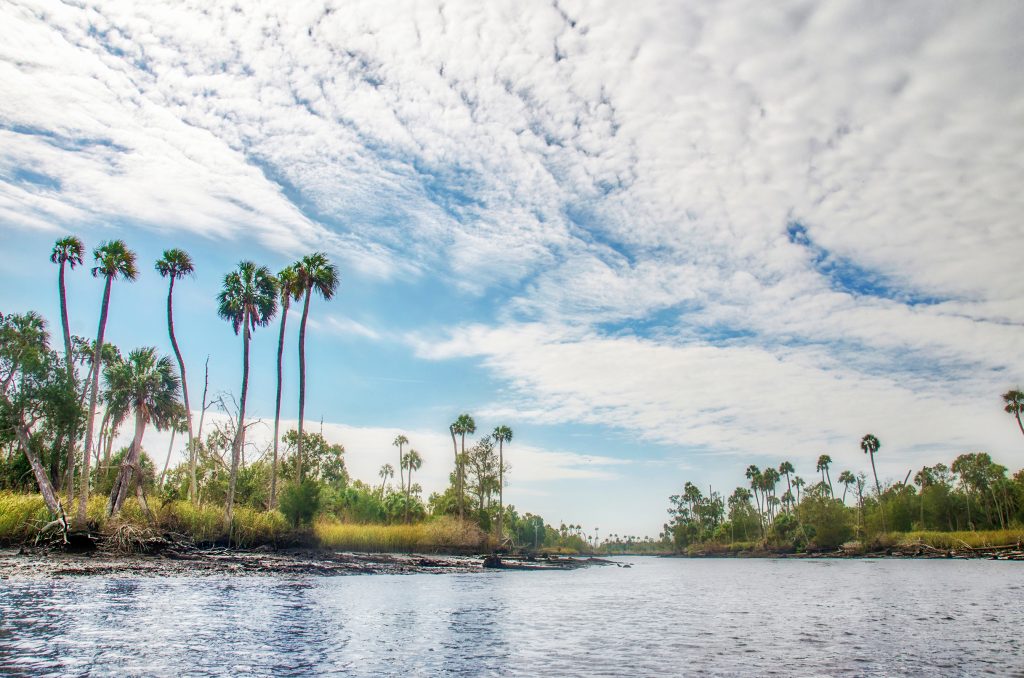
left=1, top=557, right=1020, bottom=676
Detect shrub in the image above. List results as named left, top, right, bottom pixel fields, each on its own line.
left=279, top=480, right=321, bottom=527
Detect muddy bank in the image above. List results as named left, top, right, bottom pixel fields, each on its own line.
left=0, top=547, right=619, bottom=578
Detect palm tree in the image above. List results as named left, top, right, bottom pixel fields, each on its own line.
left=778, top=461, right=794, bottom=514
left=492, top=425, right=513, bottom=544
left=51, top=235, right=85, bottom=499
left=104, top=347, right=180, bottom=517
left=792, top=476, right=805, bottom=505
left=271, top=265, right=301, bottom=508
left=77, top=240, right=137, bottom=526
left=402, top=448, right=422, bottom=523
left=1002, top=389, right=1024, bottom=438
left=393, top=434, right=409, bottom=495
left=744, top=465, right=764, bottom=536
left=860, top=433, right=886, bottom=531
left=294, top=253, right=339, bottom=483
left=155, top=248, right=196, bottom=502
left=378, top=463, right=394, bottom=497
left=217, top=261, right=277, bottom=527
left=158, top=403, right=189, bottom=489
left=450, top=413, right=475, bottom=520
left=838, top=470, right=856, bottom=504
left=816, top=454, right=834, bottom=498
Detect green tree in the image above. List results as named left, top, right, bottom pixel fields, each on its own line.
left=1002, top=389, right=1024, bottom=439
left=838, top=470, right=856, bottom=504
left=155, top=248, right=197, bottom=502
left=217, top=261, right=278, bottom=526
left=104, top=347, right=180, bottom=517
left=50, top=237, right=86, bottom=502
left=271, top=264, right=301, bottom=508
left=450, top=413, right=476, bottom=520
left=294, top=253, right=339, bottom=483
left=492, top=425, right=513, bottom=543
left=860, top=433, right=885, bottom=532
left=77, top=240, right=138, bottom=526
left=378, top=463, right=394, bottom=496
left=402, top=448, right=422, bottom=523
left=778, top=461, right=794, bottom=513
left=393, top=434, right=409, bottom=495
left=816, top=454, right=833, bottom=498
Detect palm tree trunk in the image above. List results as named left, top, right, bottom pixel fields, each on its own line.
left=397, top=442, right=405, bottom=496
left=16, top=421, right=67, bottom=523
left=159, top=426, right=176, bottom=488
left=825, top=468, right=833, bottom=498
left=1015, top=411, right=1024, bottom=438
left=405, top=466, right=411, bottom=524
left=459, top=432, right=467, bottom=520
left=450, top=427, right=460, bottom=519
left=498, top=438, right=504, bottom=544
left=77, top=276, right=112, bottom=526
left=297, top=290, right=311, bottom=483
left=226, top=311, right=250, bottom=528
left=271, top=299, right=289, bottom=508
left=869, top=452, right=887, bottom=532
left=57, top=262, right=78, bottom=503
left=192, top=357, right=209, bottom=502
left=109, top=407, right=146, bottom=517
left=165, top=278, right=194, bottom=498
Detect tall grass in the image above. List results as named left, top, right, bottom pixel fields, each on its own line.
left=888, top=529, right=1024, bottom=550
left=314, top=516, right=485, bottom=553
left=0, top=492, right=50, bottom=541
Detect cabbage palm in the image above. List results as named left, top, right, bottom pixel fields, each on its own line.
left=294, top=253, right=339, bottom=483
left=77, top=240, right=137, bottom=526
left=378, top=463, right=394, bottom=497
left=218, top=261, right=277, bottom=526
left=393, top=434, right=409, bottom=494
left=50, top=236, right=85, bottom=499
left=492, top=425, right=513, bottom=543
left=271, top=265, right=302, bottom=508
left=104, top=347, right=180, bottom=517
left=838, top=470, right=856, bottom=504
left=156, top=248, right=196, bottom=501
left=1002, top=389, right=1024, bottom=438
left=816, top=454, right=833, bottom=498
left=451, top=413, right=475, bottom=520
left=778, top=461, right=794, bottom=514
left=860, top=433, right=886, bottom=531
left=402, top=448, right=422, bottom=523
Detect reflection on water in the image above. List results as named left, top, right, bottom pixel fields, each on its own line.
left=1, top=558, right=1021, bottom=676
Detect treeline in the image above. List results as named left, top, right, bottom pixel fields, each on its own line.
left=665, top=432, right=1024, bottom=552
left=0, top=235, right=600, bottom=551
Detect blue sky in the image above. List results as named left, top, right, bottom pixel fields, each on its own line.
left=2, top=0, right=1023, bottom=535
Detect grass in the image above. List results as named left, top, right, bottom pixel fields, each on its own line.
left=0, top=492, right=50, bottom=542
left=314, top=516, right=485, bottom=553
left=886, top=529, right=1024, bottom=550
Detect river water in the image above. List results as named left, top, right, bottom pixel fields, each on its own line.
left=0, top=557, right=1020, bottom=676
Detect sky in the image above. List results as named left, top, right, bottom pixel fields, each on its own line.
left=1, top=0, right=1023, bottom=537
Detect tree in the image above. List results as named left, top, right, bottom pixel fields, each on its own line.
left=1002, top=389, right=1024, bottom=439
left=778, top=461, right=794, bottom=514
left=816, top=454, right=834, bottom=498
left=378, top=463, right=394, bottom=496
left=271, top=265, right=301, bottom=508
left=402, top=448, right=422, bottom=523
left=104, top=347, right=180, bottom=517
left=158, top=403, right=189, bottom=489
left=393, top=434, right=409, bottom=495
left=217, top=261, right=277, bottom=527
left=155, top=248, right=196, bottom=502
left=792, top=476, right=805, bottom=505
left=50, top=236, right=86, bottom=501
left=838, top=470, right=856, bottom=504
left=294, top=252, right=339, bottom=484
left=744, top=465, right=764, bottom=536
left=450, top=413, right=476, bottom=520
left=77, top=240, right=137, bottom=526
left=860, top=433, right=886, bottom=532
left=492, top=425, right=513, bottom=543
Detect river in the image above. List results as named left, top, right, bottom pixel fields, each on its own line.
left=1, top=557, right=1020, bottom=676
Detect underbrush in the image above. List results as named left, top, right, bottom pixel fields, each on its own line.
left=314, top=516, right=484, bottom=553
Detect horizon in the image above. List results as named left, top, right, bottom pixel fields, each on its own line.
left=2, top=1, right=1023, bottom=536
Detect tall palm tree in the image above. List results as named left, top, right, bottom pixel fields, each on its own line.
left=155, top=248, right=196, bottom=501
left=294, top=253, right=339, bottom=483
left=104, top=347, right=180, bottom=517
left=51, top=235, right=85, bottom=499
left=378, top=463, right=394, bottom=497
left=1002, top=389, right=1024, bottom=438
left=393, top=434, right=409, bottom=495
left=271, top=265, right=301, bottom=508
left=77, top=240, right=137, bottom=526
left=450, top=413, right=475, bottom=520
left=860, top=433, right=886, bottom=531
left=217, top=262, right=277, bottom=527
left=816, top=454, right=834, bottom=498
left=778, top=461, right=794, bottom=514
left=792, top=476, right=805, bottom=505
left=492, top=425, right=513, bottom=544
left=838, top=470, right=856, bottom=504
left=744, top=465, right=764, bottom=536
left=402, top=448, right=422, bottom=523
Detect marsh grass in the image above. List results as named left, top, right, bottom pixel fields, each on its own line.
left=0, top=492, right=50, bottom=541
left=888, top=529, right=1024, bottom=550
left=314, top=516, right=484, bottom=553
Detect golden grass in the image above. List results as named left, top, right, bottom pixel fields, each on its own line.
left=0, top=492, right=51, bottom=541
left=314, top=516, right=485, bottom=553
left=890, top=529, right=1024, bottom=550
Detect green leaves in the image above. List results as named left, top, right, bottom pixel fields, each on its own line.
left=217, top=261, right=279, bottom=334
left=91, top=240, right=138, bottom=281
